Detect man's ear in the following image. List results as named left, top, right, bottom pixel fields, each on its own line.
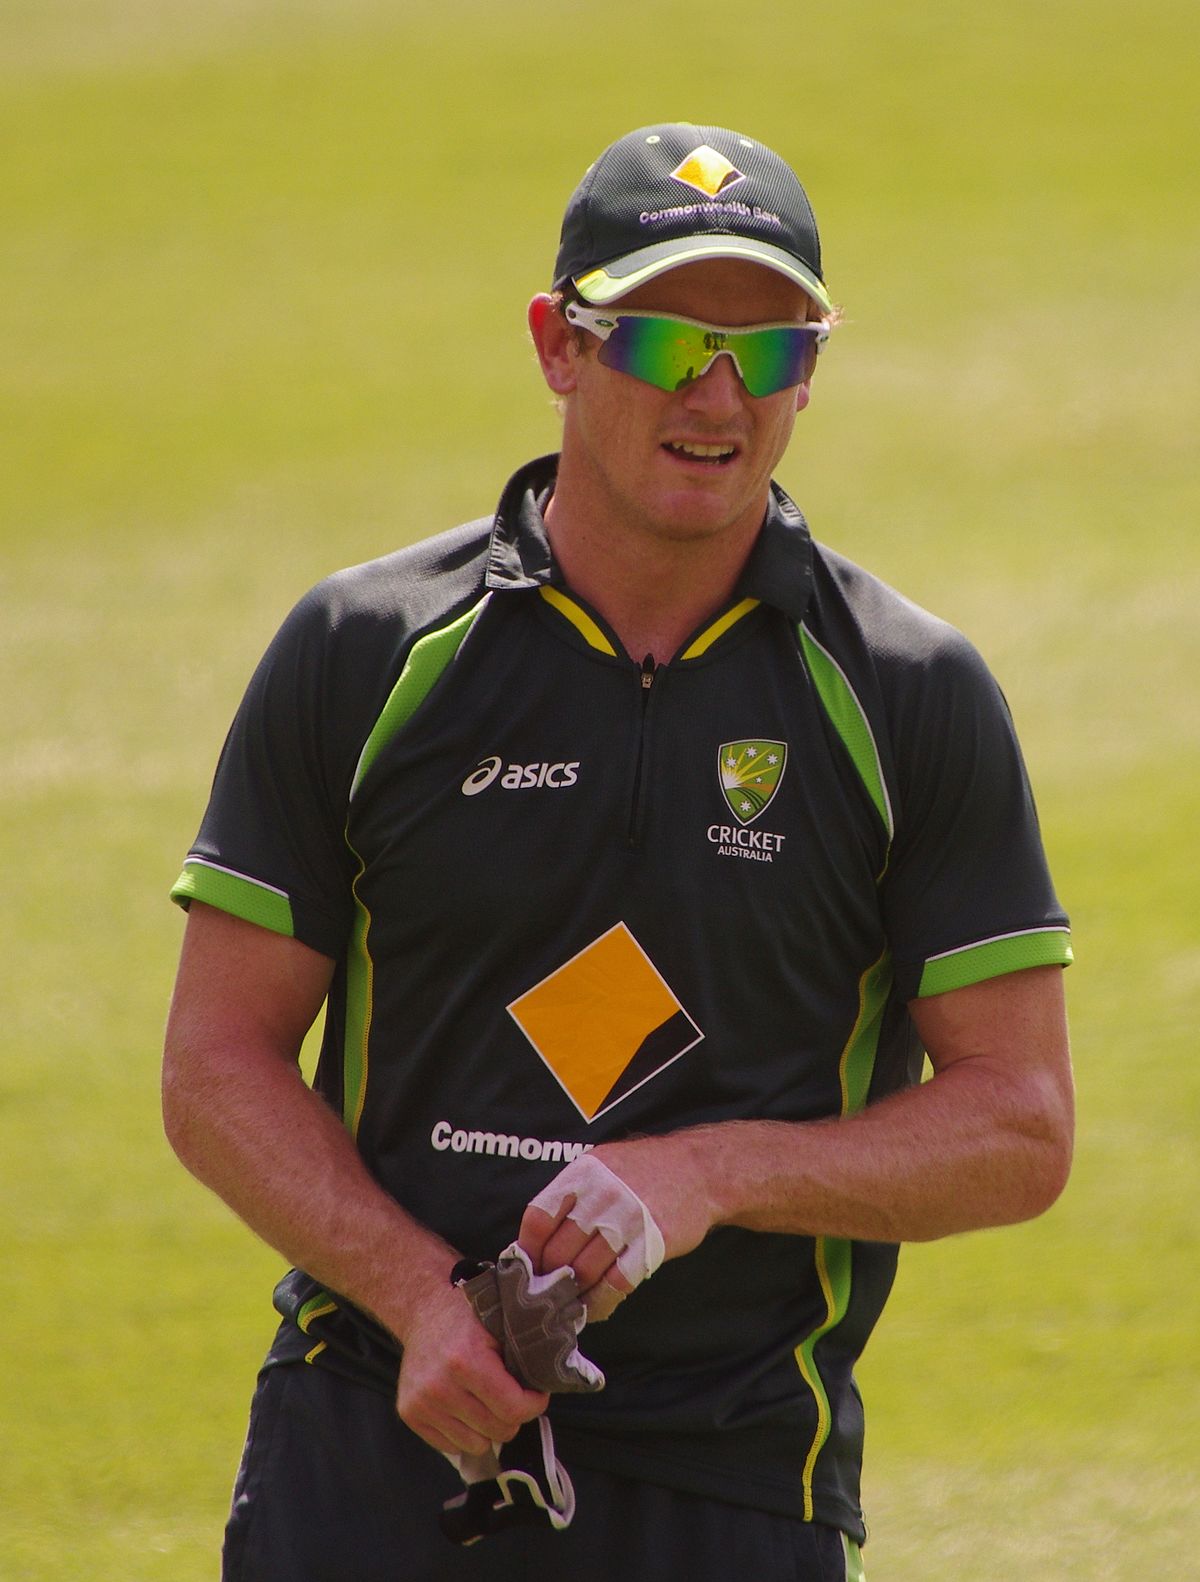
left=528, top=294, right=578, bottom=397
left=794, top=380, right=812, bottom=414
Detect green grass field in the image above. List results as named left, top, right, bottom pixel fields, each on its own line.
left=3, top=2, right=1197, bottom=1576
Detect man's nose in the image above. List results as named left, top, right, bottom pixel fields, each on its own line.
left=680, top=351, right=745, bottom=415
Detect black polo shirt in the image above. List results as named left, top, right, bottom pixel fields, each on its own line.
left=173, top=454, right=1070, bottom=1541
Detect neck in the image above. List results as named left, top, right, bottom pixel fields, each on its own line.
left=544, top=469, right=766, bottom=667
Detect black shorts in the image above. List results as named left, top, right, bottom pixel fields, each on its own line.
left=223, top=1363, right=865, bottom=1581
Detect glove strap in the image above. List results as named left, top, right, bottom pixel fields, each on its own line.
left=439, top=1418, right=576, bottom=1545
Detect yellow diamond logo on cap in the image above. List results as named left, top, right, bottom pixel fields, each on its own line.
left=669, top=145, right=746, bottom=198
left=508, top=922, right=703, bottom=1123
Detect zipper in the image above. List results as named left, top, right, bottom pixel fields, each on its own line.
left=628, top=654, right=657, bottom=846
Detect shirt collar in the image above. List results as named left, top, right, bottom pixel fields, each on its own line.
left=485, top=455, right=559, bottom=592
left=735, top=481, right=814, bottom=621
left=485, top=454, right=814, bottom=622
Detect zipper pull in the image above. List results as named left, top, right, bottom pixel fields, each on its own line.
left=640, top=654, right=656, bottom=690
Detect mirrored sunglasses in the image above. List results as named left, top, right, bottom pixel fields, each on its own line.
left=564, top=302, right=829, bottom=397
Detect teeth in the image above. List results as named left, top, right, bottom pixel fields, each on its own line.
left=670, top=442, right=735, bottom=459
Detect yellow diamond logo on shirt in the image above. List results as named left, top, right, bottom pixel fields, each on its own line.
left=719, top=739, right=787, bottom=825
left=508, top=922, right=703, bottom=1123
left=669, top=145, right=746, bottom=198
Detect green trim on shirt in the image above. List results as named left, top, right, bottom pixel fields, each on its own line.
left=343, top=597, right=489, bottom=1133
left=170, top=859, right=294, bottom=937
left=797, top=950, right=892, bottom=1519
left=918, top=928, right=1073, bottom=997
left=351, top=596, right=490, bottom=798
left=841, top=951, right=893, bottom=1116
left=297, top=1292, right=338, bottom=1331
left=799, top=623, right=893, bottom=843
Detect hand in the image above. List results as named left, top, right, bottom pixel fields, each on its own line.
left=517, top=1134, right=715, bottom=1319
left=517, top=1196, right=636, bottom=1321
left=394, top=1271, right=549, bottom=1458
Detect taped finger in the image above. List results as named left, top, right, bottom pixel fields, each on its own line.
left=529, top=1155, right=665, bottom=1290
left=581, top=1275, right=627, bottom=1323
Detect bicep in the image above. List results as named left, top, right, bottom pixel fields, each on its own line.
left=165, top=901, right=336, bottom=1066
left=910, top=965, right=1074, bottom=1156
left=911, top=964, right=1069, bottom=1069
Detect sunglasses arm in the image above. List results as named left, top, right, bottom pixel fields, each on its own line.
left=563, top=302, right=618, bottom=342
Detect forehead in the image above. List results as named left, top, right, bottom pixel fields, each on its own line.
left=609, top=257, right=813, bottom=325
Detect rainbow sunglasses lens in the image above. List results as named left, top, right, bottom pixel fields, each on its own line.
left=566, top=305, right=828, bottom=397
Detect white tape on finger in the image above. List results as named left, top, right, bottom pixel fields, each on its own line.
left=582, top=1276, right=627, bottom=1323
left=529, top=1155, right=665, bottom=1288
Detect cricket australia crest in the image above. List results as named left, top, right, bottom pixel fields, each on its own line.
left=718, top=739, right=787, bottom=825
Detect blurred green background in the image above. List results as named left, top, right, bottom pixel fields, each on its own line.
left=2, top=2, right=1197, bottom=1577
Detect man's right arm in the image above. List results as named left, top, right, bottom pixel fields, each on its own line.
left=161, top=901, right=548, bottom=1457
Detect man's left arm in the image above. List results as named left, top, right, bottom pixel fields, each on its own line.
left=519, top=965, right=1072, bottom=1313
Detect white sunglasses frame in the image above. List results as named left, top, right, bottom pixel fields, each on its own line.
left=562, top=301, right=830, bottom=394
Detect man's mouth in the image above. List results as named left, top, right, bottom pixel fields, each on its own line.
left=663, top=441, right=738, bottom=466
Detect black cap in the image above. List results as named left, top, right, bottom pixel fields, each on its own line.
left=553, top=123, right=831, bottom=313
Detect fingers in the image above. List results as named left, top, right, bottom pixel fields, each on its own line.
left=518, top=1204, right=636, bottom=1320
left=581, top=1268, right=632, bottom=1322
left=538, top=1220, right=635, bottom=1317
left=396, top=1291, right=549, bottom=1458
left=520, top=1154, right=666, bottom=1317
left=401, top=1367, right=549, bottom=1458
left=406, top=1379, right=544, bottom=1460
left=516, top=1201, right=560, bottom=1269
left=516, top=1197, right=577, bottom=1267
left=519, top=1205, right=611, bottom=1285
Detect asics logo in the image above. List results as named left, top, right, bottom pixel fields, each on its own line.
left=461, top=756, right=581, bottom=796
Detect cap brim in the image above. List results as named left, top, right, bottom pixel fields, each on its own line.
left=570, top=235, right=833, bottom=315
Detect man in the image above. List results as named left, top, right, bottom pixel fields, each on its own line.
left=163, top=123, right=1074, bottom=1581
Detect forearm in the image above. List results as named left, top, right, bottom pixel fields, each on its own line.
left=659, top=1056, right=1071, bottom=1246
left=595, top=969, right=1073, bottom=1254
left=162, top=1035, right=455, bottom=1344
left=163, top=905, right=550, bottom=1455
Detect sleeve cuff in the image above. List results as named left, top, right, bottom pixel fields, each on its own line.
left=170, top=859, right=295, bottom=938
left=917, top=928, right=1073, bottom=997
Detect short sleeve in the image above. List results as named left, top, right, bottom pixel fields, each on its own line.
left=171, top=585, right=361, bottom=958
left=880, top=629, right=1071, bottom=1001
